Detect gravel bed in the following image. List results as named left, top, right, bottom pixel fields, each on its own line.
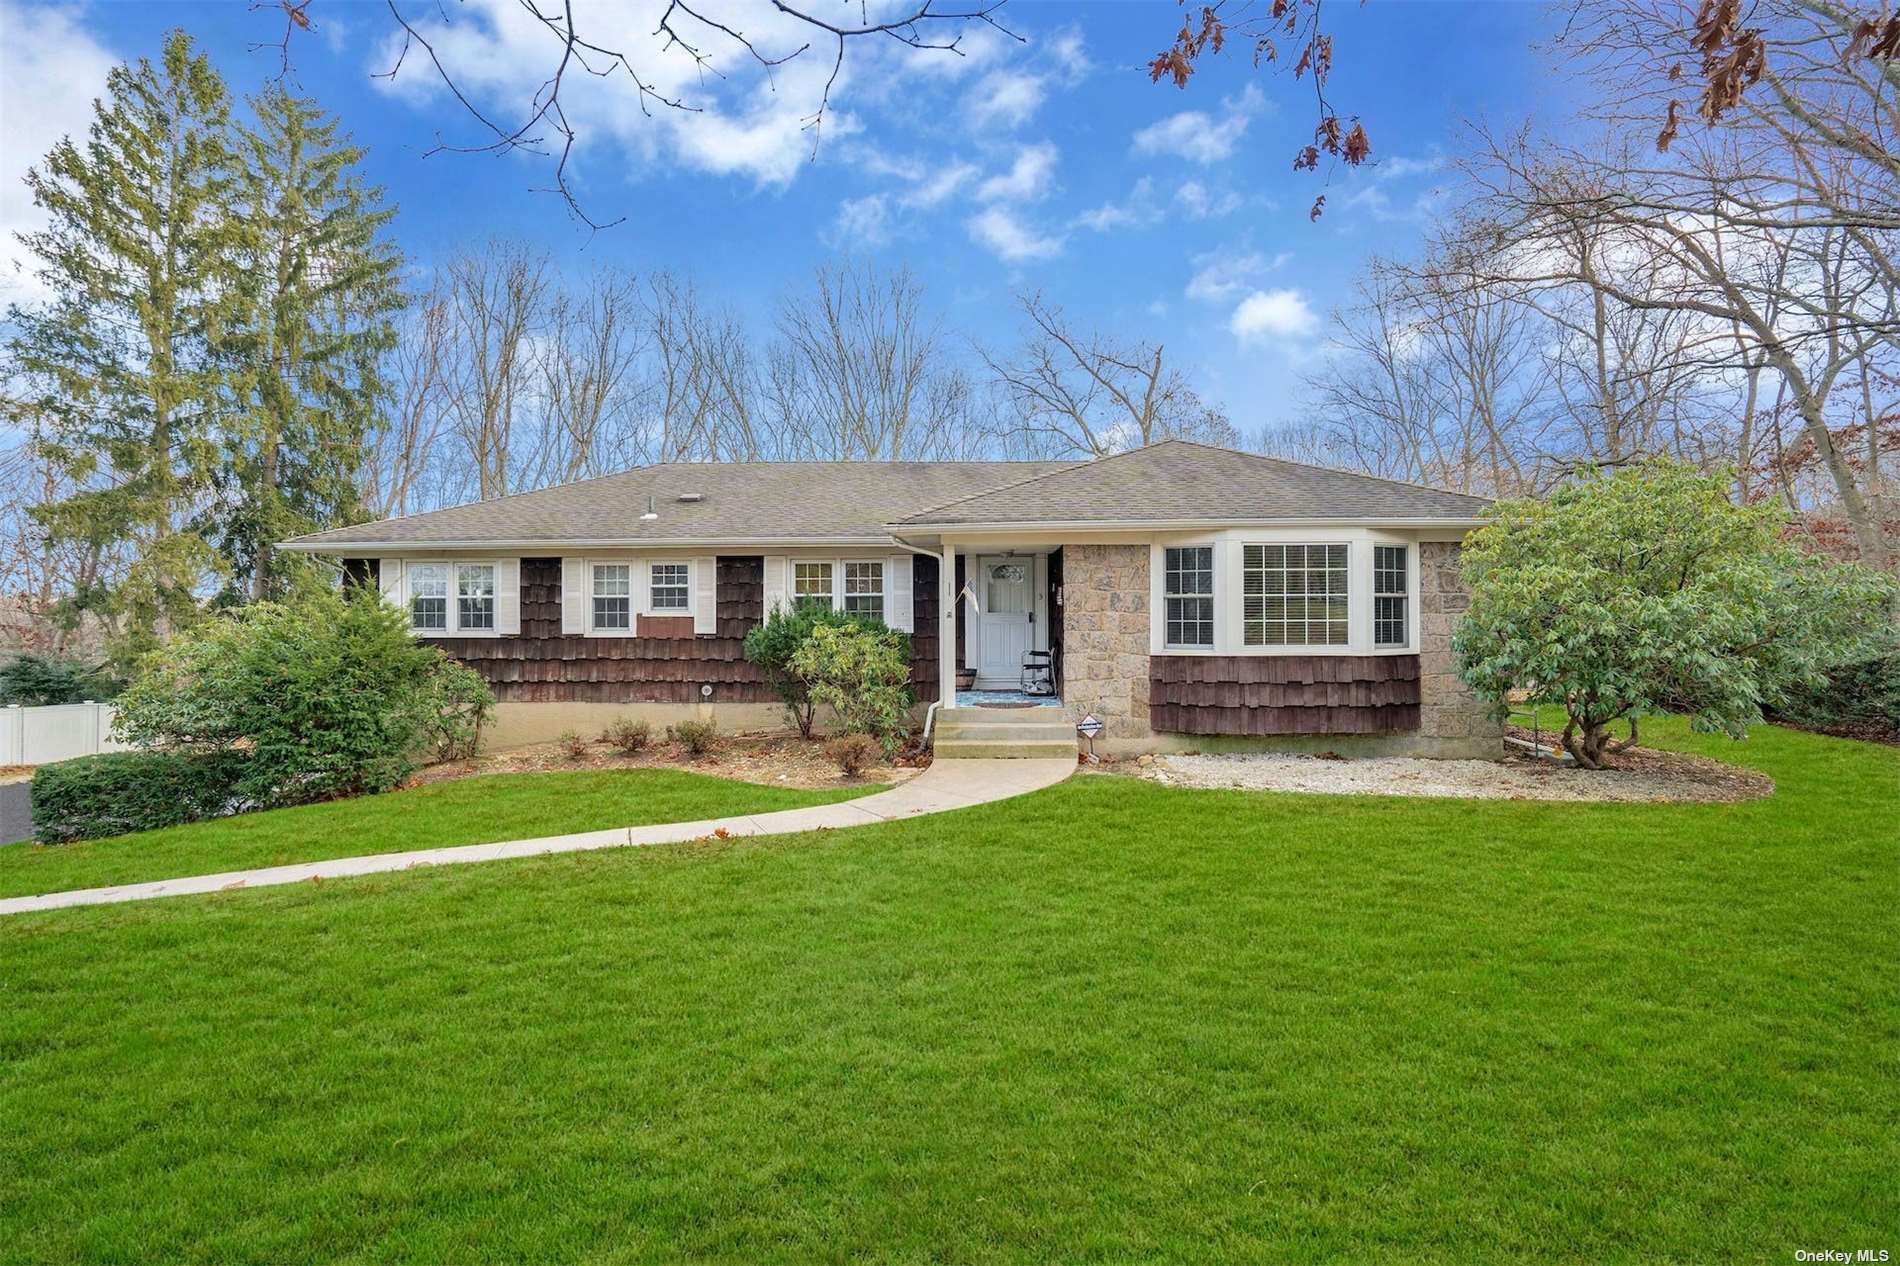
left=1141, top=745, right=1773, bottom=803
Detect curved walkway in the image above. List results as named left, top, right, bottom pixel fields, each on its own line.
left=0, top=758, right=1075, bottom=918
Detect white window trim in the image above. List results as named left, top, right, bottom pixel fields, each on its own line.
left=1148, top=531, right=1420, bottom=656
left=588, top=560, right=636, bottom=635
left=786, top=557, right=890, bottom=622
left=581, top=556, right=703, bottom=637
left=409, top=560, right=502, bottom=638
left=1161, top=544, right=1217, bottom=651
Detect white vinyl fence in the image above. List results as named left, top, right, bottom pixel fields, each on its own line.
left=0, top=702, right=131, bottom=767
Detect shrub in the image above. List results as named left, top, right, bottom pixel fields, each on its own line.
left=669, top=716, right=719, bottom=756
left=421, top=662, right=495, bottom=762
left=601, top=717, right=652, bottom=755
left=0, top=655, right=122, bottom=706
left=1454, top=461, right=1896, bottom=768
left=1769, top=632, right=1900, bottom=735
left=31, top=749, right=251, bottom=843
left=826, top=732, right=879, bottom=777
left=558, top=729, right=590, bottom=761
left=789, top=622, right=915, bottom=755
left=744, top=600, right=882, bottom=738
left=112, top=588, right=475, bottom=807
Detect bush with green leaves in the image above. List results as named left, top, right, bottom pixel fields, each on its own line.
left=743, top=600, right=890, bottom=738
left=1768, top=629, right=1900, bottom=736
left=788, top=621, right=915, bottom=755
left=0, top=655, right=122, bottom=707
left=421, top=662, right=495, bottom=762
left=112, top=588, right=490, bottom=806
left=31, top=749, right=251, bottom=843
left=1454, top=461, right=1896, bottom=768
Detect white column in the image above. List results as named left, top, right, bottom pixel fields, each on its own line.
left=940, top=543, right=958, bottom=709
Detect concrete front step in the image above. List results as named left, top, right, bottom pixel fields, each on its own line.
left=935, top=721, right=1078, bottom=744
left=934, top=738, right=1080, bottom=761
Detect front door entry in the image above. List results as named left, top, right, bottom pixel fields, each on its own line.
left=976, top=556, right=1034, bottom=686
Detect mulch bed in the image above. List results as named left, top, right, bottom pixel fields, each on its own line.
left=412, top=734, right=925, bottom=792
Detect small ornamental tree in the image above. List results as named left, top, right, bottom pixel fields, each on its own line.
left=1453, top=461, right=1896, bottom=769
left=743, top=600, right=887, bottom=738
left=788, top=622, right=915, bottom=755
left=114, top=587, right=494, bottom=804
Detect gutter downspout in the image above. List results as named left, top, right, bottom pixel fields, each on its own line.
left=890, top=535, right=949, bottom=747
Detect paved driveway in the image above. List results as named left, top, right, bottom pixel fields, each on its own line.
left=0, top=781, right=34, bottom=846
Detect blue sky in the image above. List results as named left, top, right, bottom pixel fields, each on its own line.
left=1, top=0, right=1577, bottom=436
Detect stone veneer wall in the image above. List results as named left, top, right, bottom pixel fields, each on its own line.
left=1417, top=541, right=1501, bottom=751
left=1060, top=544, right=1154, bottom=743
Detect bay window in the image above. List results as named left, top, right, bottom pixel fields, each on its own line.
left=1374, top=545, right=1409, bottom=647
left=1243, top=544, right=1348, bottom=647
left=1164, top=546, right=1215, bottom=648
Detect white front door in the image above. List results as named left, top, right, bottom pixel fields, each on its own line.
left=975, top=556, right=1034, bottom=685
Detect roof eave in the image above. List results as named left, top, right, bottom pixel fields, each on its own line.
left=889, top=515, right=1489, bottom=533
left=279, top=534, right=900, bottom=553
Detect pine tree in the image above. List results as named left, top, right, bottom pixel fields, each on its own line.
left=5, top=30, right=239, bottom=667
left=215, top=88, right=404, bottom=603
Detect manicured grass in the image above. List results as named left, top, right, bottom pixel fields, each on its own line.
left=1, top=721, right=1894, bottom=1262
left=0, top=769, right=873, bottom=899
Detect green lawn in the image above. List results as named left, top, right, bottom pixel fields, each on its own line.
left=2, top=721, right=1894, bottom=1262
left=0, top=769, right=873, bottom=900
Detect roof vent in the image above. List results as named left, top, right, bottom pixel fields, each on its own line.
left=640, top=495, right=659, bottom=521
left=675, top=492, right=705, bottom=503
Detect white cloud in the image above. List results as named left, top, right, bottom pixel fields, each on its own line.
left=1074, top=176, right=1162, bottom=232
left=976, top=142, right=1058, bottom=203
left=1230, top=288, right=1319, bottom=341
left=1185, top=249, right=1268, bottom=303
left=824, top=194, right=893, bottom=248
left=966, top=206, right=1064, bottom=261
left=899, top=160, right=979, bottom=208
left=1131, top=83, right=1265, bottom=166
left=1044, top=27, right=1091, bottom=78
left=367, top=0, right=874, bottom=190
left=1376, top=153, right=1447, bottom=181
left=0, top=0, right=117, bottom=306
left=966, top=70, right=1045, bottom=130
left=1174, top=180, right=1242, bottom=220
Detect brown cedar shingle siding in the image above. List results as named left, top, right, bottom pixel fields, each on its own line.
left=911, top=554, right=941, bottom=704
left=436, top=557, right=773, bottom=704
left=1150, top=654, right=1422, bottom=736
left=360, top=555, right=940, bottom=706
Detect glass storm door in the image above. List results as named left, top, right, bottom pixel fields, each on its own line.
left=977, top=557, right=1033, bottom=683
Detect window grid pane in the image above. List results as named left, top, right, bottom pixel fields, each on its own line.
left=1243, top=543, right=1348, bottom=646
left=793, top=562, right=834, bottom=610
left=457, top=564, right=495, bottom=632
left=843, top=561, right=883, bottom=620
left=590, top=564, right=631, bottom=631
left=1373, top=545, right=1408, bottom=646
left=1163, top=547, right=1214, bottom=647
left=650, top=562, right=690, bottom=612
left=410, top=563, right=449, bottom=632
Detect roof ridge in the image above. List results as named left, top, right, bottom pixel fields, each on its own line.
left=901, top=448, right=1144, bottom=520
left=1153, top=437, right=1490, bottom=503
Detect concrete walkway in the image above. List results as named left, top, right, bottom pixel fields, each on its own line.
left=0, top=758, right=1073, bottom=918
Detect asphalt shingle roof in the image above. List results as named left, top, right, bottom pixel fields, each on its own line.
left=894, top=440, right=1492, bottom=525
left=284, top=442, right=1488, bottom=552
left=284, top=461, right=1075, bottom=549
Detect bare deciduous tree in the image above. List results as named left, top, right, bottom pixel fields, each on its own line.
left=982, top=293, right=1237, bottom=459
